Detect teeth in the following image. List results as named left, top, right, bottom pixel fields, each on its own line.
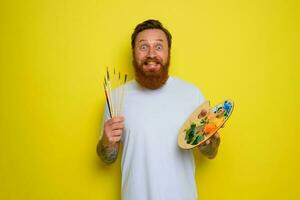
left=147, top=61, right=156, bottom=65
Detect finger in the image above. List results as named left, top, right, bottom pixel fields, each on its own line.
left=111, top=116, right=125, bottom=123
left=205, top=139, right=210, bottom=145
left=111, top=122, right=125, bottom=130
left=113, top=136, right=122, bottom=143
left=108, top=136, right=121, bottom=144
left=111, top=129, right=123, bottom=137
left=106, top=116, right=125, bottom=125
left=214, top=133, right=220, bottom=138
left=111, top=136, right=121, bottom=143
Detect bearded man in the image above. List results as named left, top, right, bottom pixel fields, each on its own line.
left=97, top=19, right=220, bottom=200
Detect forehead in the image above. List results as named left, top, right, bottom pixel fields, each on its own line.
left=136, top=29, right=168, bottom=44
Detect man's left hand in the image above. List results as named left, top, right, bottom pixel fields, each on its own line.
left=198, top=133, right=221, bottom=159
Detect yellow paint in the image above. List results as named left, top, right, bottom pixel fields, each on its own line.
left=1, top=0, right=299, bottom=199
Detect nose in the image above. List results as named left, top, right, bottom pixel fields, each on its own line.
left=147, top=46, right=156, bottom=58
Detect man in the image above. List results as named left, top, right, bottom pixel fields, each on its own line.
left=97, top=19, right=220, bottom=200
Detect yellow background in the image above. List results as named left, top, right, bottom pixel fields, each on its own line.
left=1, top=0, right=299, bottom=199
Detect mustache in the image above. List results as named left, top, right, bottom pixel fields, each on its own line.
left=142, top=57, right=162, bottom=65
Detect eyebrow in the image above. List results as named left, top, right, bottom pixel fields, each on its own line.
left=138, top=39, right=164, bottom=43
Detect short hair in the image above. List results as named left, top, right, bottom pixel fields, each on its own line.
left=131, top=19, right=172, bottom=49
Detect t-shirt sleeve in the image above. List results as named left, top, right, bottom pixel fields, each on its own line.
left=195, top=86, right=206, bottom=105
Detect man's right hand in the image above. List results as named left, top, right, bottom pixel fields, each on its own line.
left=97, top=116, right=125, bottom=164
left=102, top=116, right=125, bottom=145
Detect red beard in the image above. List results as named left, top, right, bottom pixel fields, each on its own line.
left=133, top=55, right=170, bottom=90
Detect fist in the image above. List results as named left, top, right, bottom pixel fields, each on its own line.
left=198, top=133, right=221, bottom=159
left=102, top=116, right=125, bottom=145
left=203, top=132, right=220, bottom=146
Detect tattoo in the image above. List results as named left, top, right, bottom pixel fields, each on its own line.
left=199, top=137, right=220, bottom=159
left=97, top=141, right=118, bottom=164
left=200, top=145, right=217, bottom=158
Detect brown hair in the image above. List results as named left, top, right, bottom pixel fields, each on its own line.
left=131, top=19, right=172, bottom=49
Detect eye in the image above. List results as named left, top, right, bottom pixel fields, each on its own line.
left=140, top=44, right=148, bottom=51
left=155, top=44, right=163, bottom=50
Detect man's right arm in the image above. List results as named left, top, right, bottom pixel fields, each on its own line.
left=97, top=139, right=119, bottom=164
left=96, top=117, right=124, bottom=164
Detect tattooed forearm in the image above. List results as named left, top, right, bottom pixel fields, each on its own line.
left=97, top=141, right=118, bottom=164
left=199, top=137, right=220, bottom=159
left=199, top=145, right=218, bottom=159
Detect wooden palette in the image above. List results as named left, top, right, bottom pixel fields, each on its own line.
left=178, top=100, right=234, bottom=149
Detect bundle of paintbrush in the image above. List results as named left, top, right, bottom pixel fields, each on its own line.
left=103, top=67, right=128, bottom=118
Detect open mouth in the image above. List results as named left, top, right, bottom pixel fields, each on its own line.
left=143, top=60, right=161, bottom=71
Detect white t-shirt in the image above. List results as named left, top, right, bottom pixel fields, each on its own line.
left=103, top=76, right=205, bottom=200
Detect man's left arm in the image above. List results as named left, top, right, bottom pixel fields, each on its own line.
left=198, top=133, right=220, bottom=159
left=194, top=88, right=221, bottom=159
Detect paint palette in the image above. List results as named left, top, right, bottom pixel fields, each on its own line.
left=178, top=100, right=234, bottom=149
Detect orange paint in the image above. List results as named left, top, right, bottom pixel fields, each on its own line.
left=204, top=123, right=217, bottom=134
